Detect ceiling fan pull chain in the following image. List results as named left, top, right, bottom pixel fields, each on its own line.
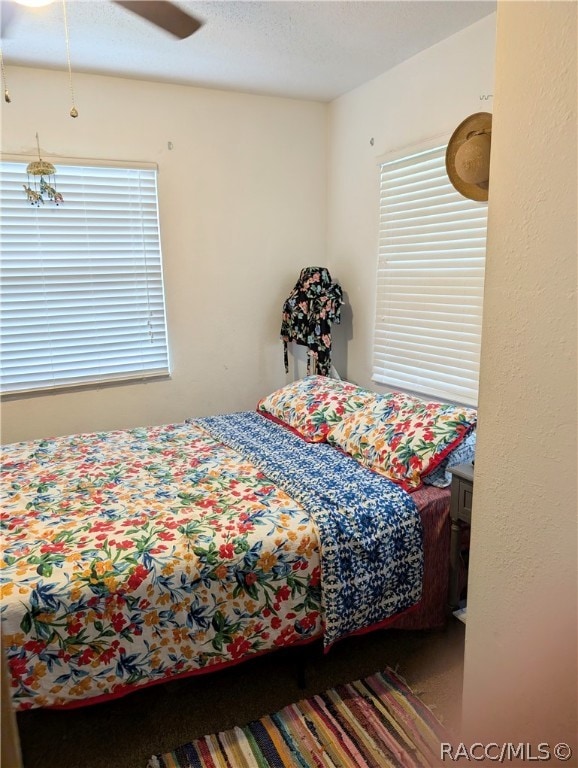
left=0, top=48, right=11, bottom=103
left=62, top=0, right=78, bottom=117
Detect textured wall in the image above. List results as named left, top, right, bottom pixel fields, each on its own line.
left=1, top=68, right=327, bottom=442
left=462, top=0, right=577, bottom=747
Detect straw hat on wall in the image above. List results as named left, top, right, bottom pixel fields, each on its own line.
left=446, top=112, right=492, bottom=202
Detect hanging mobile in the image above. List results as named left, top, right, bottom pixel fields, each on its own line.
left=23, top=133, right=64, bottom=206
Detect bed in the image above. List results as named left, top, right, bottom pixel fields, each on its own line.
left=0, top=376, right=476, bottom=711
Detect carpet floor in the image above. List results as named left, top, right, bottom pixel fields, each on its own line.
left=17, top=621, right=464, bottom=768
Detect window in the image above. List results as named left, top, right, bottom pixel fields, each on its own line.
left=1, top=161, right=170, bottom=396
left=373, top=141, right=487, bottom=407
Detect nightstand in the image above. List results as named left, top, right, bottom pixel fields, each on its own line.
left=448, top=462, right=474, bottom=621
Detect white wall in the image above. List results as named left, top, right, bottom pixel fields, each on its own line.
left=326, top=14, right=496, bottom=387
left=0, top=68, right=327, bottom=442
left=462, top=0, right=577, bottom=747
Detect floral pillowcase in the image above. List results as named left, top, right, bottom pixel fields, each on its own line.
left=327, top=392, right=477, bottom=491
left=422, top=429, right=477, bottom=487
left=256, top=375, right=376, bottom=442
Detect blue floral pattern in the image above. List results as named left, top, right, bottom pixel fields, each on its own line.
left=199, top=412, right=423, bottom=646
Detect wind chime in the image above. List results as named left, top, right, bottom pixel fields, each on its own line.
left=0, top=0, right=79, bottom=206
left=23, top=133, right=64, bottom=206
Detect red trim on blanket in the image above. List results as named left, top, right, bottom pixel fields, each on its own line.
left=321, top=601, right=423, bottom=654
left=40, top=601, right=426, bottom=710
left=41, top=633, right=322, bottom=710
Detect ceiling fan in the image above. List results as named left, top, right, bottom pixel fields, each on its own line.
left=1, top=0, right=204, bottom=40
left=113, top=1, right=203, bottom=39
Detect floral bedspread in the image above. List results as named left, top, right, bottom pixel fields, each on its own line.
left=199, top=412, right=422, bottom=646
left=0, top=413, right=421, bottom=710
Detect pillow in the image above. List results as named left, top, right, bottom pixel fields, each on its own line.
left=256, top=375, right=376, bottom=442
left=422, top=429, right=477, bottom=487
left=327, top=393, right=477, bottom=491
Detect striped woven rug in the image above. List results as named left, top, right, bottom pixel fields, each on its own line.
left=148, top=668, right=449, bottom=768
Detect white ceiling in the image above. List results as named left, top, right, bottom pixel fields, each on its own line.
left=2, top=0, right=495, bottom=102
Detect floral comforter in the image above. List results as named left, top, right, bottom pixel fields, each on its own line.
left=0, top=413, right=421, bottom=710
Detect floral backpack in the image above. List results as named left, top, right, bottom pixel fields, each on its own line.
left=280, top=267, right=343, bottom=376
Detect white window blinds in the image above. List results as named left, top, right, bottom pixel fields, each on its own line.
left=372, top=142, right=487, bottom=407
left=1, top=161, right=170, bottom=396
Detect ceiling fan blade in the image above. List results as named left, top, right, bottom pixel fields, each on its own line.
left=113, top=1, right=202, bottom=39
